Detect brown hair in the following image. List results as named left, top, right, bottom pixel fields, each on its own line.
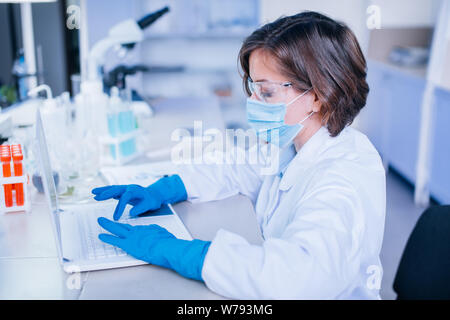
left=239, top=11, right=369, bottom=137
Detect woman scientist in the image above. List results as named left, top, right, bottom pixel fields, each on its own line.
left=92, top=11, right=386, bottom=299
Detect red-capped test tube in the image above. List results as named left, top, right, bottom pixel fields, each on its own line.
left=0, top=145, right=13, bottom=207
left=11, top=144, right=24, bottom=206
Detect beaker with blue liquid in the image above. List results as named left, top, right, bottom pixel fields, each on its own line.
left=107, top=87, right=137, bottom=159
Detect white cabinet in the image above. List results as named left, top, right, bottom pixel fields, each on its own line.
left=360, top=60, right=450, bottom=204
left=362, top=60, right=425, bottom=184
left=359, top=61, right=391, bottom=154
left=429, top=88, right=450, bottom=204
left=384, top=70, right=425, bottom=184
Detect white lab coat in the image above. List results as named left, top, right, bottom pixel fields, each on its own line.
left=177, top=126, right=386, bottom=299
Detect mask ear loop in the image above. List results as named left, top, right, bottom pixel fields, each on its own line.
left=286, top=87, right=312, bottom=107
left=285, top=87, right=315, bottom=124
left=298, top=110, right=315, bottom=124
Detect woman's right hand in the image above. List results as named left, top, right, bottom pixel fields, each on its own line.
left=91, top=174, right=188, bottom=221
left=92, top=184, right=163, bottom=221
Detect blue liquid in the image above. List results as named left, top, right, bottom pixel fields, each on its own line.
left=107, top=110, right=136, bottom=159
left=118, top=110, right=135, bottom=133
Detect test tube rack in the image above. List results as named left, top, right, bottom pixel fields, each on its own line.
left=0, top=144, right=30, bottom=214
left=99, top=129, right=143, bottom=166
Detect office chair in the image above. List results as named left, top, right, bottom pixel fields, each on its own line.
left=393, top=205, right=450, bottom=299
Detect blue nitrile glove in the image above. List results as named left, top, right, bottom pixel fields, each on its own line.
left=91, top=174, right=188, bottom=221
left=97, top=217, right=211, bottom=281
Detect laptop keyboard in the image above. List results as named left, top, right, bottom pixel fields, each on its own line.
left=79, top=210, right=127, bottom=260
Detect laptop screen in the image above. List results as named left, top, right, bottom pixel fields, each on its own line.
left=35, top=109, right=63, bottom=259
left=36, top=109, right=59, bottom=212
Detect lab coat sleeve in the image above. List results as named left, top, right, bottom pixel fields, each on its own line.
left=175, top=146, right=264, bottom=204
left=201, top=169, right=365, bottom=299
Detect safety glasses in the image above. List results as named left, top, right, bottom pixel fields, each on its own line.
left=247, top=78, right=293, bottom=103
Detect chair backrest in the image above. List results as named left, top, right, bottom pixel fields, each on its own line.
left=393, top=205, right=450, bottom=299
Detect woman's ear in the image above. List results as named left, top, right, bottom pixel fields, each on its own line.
left=312, top=93, right=322, bottom=113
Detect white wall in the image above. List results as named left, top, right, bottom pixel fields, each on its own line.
left=369, top=0, right=441, bottom=28
left=136, top=0, right=253, bottom=100
left=259, top=0, right=370, bottom=52
left=84, top=0, right=253, bottom=99
left=86, top=0, right=140, bottom=48
left=259, top=0, right=442, bottom=54
left=83, top=0, right=443, bottom=102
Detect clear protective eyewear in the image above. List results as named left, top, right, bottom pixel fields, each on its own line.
left=247, top=78, right=294, bottom=104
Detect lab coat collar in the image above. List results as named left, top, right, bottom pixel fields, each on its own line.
left=279, top=126, right=331, bottom=191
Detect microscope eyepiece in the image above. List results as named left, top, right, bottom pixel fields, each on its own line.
left=137, top=6, right=170, bottom=30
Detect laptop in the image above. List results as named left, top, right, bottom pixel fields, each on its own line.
left=35, top=109, right=192, bottom=273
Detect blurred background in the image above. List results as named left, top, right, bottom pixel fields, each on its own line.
left=0, top=0, right=449, bottom=300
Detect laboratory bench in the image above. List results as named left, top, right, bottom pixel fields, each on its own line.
left=0, top=189, right=262, bottom=299
left=0, top=96, right=263, bottom=299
